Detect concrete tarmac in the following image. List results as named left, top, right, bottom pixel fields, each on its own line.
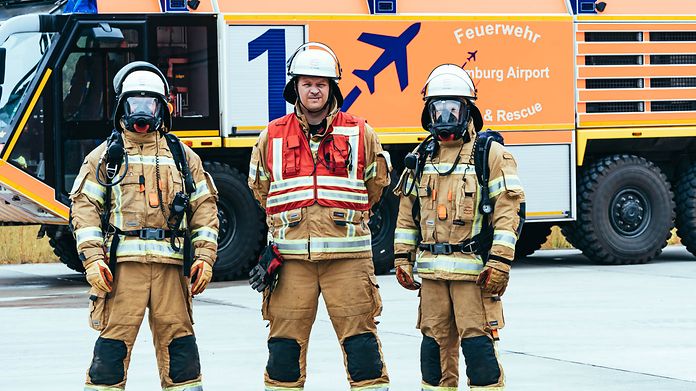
left=1, top=246, right=695, bottom=390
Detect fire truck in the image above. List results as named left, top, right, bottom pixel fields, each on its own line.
left=1, top=0, right=695, bottom=280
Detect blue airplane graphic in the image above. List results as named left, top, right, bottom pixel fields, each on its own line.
left=461, top=50, right=478, bottom=68
left=352, top=22, right=421, bottom=94
left=341, top=22, right=421, bottom=111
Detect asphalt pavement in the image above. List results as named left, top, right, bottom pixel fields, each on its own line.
left=1, top=246, right=695, bottom=390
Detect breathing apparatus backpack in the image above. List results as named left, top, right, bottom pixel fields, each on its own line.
left=92, top=129, right=197, bottom=276
left=402, top=128, right=522, bottom=261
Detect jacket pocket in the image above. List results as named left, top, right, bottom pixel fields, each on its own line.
left=454, top=173, right=477, bottom=222
left=261, top=288, right=272, bottom=321
left=418, top=176, right=437, bottom=242
left=501, top=154, right=523, bottom=198
left=113, top=168, right=143, bottom=229
left=88, top=287, right=109, bottom=331
left=166, top=166, right=184, bottom=206
left=271, top=208, right=303, bottom=228
left=451, top=173, right=477, bottom=240
left=481, top=291, right=505, bottom=333
left=180, top=272, right=194, bottom=325
left=368, top=274, right=383, bottom=318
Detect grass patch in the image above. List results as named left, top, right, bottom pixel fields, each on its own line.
left=539, top=225, right=681, bottom=251
left=0, top=225, right=58, bottom=264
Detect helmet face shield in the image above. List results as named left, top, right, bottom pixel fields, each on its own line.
left=122, top=95, right=163, bottom=133
left=429, top=99, right=464, bottom=127
left=125, top=96, right=161, bottom=117
left=426, top=98, right=471, bottom=140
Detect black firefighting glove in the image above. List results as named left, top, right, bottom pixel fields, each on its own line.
left=249, top=244, right=284, bottom=292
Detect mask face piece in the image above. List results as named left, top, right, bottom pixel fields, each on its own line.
left=122, top=96, right=162, bottom=133
left=427, top=98, right=469, bottom=140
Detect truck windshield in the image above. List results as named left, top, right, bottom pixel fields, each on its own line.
left=0, top=32, right=49, bottom=144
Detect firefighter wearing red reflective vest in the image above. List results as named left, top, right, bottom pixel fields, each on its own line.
left=393, top=64, right=525, bottom=390
left=70, top=62, right=219, bottom=391
left=248, top=42, right=391, bottom=391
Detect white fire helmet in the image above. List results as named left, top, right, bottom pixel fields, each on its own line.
left=112, top=61, right=171, bottom=132
left=421, top=64, right=483, bottom=132
left=283, top=42, right=344, bottom=107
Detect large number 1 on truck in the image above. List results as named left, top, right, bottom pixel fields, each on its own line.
left=0, top=0, right=695, bottom=280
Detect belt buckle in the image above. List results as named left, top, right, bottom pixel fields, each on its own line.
left=460, top=240, right=476, bottom=254
left=432, top=243, right=452, bottom=255
left=140, top=228, right=165, bottom=240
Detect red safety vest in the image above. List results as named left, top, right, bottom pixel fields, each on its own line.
left=265, top=112, right=368, bottom=215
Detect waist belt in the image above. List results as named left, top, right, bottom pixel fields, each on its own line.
left=115, top=228, right=183, bottom=240
left=419, top=238, right=482, bottom=255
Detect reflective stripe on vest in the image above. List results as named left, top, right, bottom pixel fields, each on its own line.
left=416, top=254, right=484, bottom=275
left=275, top=235, right=372, bottom=255
left=265, top=112, right=368, bottom=215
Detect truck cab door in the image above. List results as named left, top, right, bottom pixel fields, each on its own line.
left=56, top=21, right=145, bottom=203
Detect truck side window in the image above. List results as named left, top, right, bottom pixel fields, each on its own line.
left=60, top=26, right=139, bottom=193
left=62, top=28, right=139, bottom=121
left=8, top=77, right=48, bottom=180
left=155, top=25, right=210, bottom=119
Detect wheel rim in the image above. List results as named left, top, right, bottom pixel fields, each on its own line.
left=609, top=187, right=651, bottom=237
left=216, top=199, right=236, bottom=252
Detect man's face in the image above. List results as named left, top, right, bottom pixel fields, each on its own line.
left=297, top=76, right=330, bottom=112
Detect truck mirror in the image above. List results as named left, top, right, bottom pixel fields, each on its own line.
left=89, top=23, right=124, bottom=46
left=0, top=47, right=6, bottom=85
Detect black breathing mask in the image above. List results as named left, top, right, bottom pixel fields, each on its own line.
left=121, top=96, right=163, bottom=133
left=426, top=98, right=471, bottom=141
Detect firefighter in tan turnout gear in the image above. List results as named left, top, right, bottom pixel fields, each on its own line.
left=70, top=62, right=219, bottom=391
left=248, top=42, right=391, bottom=390
left=393, top=64, right=525, bottom=390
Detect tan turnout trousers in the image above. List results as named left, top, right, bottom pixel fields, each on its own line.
left=262, top=258, right=390, bottom=390
left=418, top=279, right=505, bottom=390
left=84, top=262, right=201, bottom=391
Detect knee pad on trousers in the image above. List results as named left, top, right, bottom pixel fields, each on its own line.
left=461, top=335, right=501, bottom=386
left=168, top=335, right=201, bottom=383
left=343, top=332, right=383, bottom=382
left=89, top=337, right=127, bottom=385
left=267, top=337, right=301, bottom=382
left=420, top=335, right=442, bottom=386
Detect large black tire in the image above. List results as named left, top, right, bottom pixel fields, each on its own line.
left=515, top=222, right=552, bottom=258
left=562, top=155, right=674, bottom=265
left=204, top=162, right=266, bottom=281
left=675, top=162, right=696, bottom=257
left=369, top=173, right=399, bottom=275
left=46, top=225, right=84, bottom=273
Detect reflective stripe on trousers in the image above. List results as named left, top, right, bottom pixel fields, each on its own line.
left=421, top=384, right=458, bottom=391
left=351, top=384, right=390, bottom=390
left=163, top=380, right=204, bottom=391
